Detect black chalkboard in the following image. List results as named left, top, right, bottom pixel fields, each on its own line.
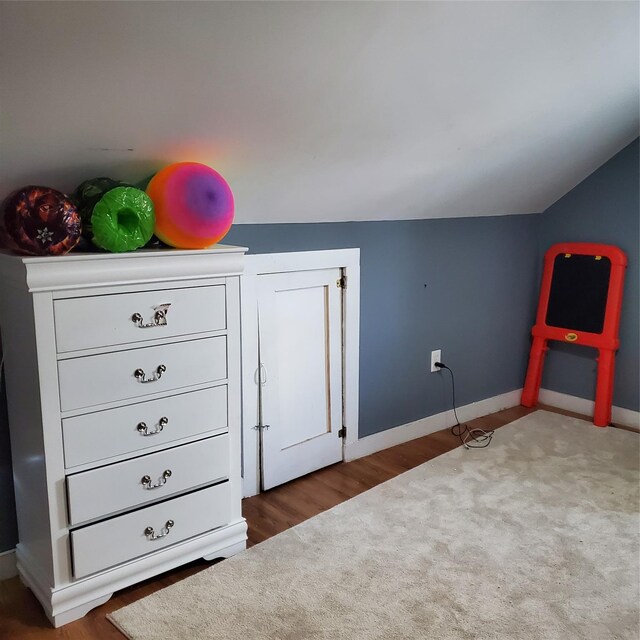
left=545, top=254, right=611, bottom=333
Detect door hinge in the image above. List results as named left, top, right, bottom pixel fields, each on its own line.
left=336, top=275, right=347, bottom=289
left=338, top=426, right=346, bottom=439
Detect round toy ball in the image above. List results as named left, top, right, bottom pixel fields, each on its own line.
left=91, top=187, right=155, bottom=253
left=2, top=186, right=81, bottom=256
left=73, top=177, right=129, bottom=225
left=72, top=177, right=132, bottom=250
left=146, top=162, right=234, bottom=249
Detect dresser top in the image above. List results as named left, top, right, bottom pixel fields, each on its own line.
left=0, top=243, right=247, bottom=264
left=0, top=244, right=248, bottom=293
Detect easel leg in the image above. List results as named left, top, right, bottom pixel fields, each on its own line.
left=521, top=337, right=548, bottom=407
left=594, top=349, right=615, bottom=427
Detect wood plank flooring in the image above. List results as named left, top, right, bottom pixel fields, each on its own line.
left=0, top=405, right=634, bottom=639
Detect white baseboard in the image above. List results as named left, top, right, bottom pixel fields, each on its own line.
left=344, top=389, right=522, bottom=461
left=0, top=548, right=17, bottom=581
left=538, top=388, right=640, bottom=428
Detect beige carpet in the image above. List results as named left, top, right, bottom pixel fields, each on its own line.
left=109, top=410, right=640, bottom=640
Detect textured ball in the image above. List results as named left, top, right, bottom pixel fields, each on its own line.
left=146, top=162, right=234, bottom=249
left=2, top=186, right=81, bottom=256
left=73, top=177, right=130, bottom=225
left=91, top=187, right=155, bottom=253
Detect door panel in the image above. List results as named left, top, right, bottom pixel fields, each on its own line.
left=258, top=268, right=343, bottom=490
left=276, top=286, right=330, bottom=448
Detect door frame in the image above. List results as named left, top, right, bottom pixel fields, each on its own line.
left=240, top=249, right=360, bottom=498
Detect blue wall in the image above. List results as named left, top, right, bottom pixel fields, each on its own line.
left=0, top=378, right=17, bottom=554
left=538, top=138, right=639, bottom=411
left=226, top=215, right=540, bottom=438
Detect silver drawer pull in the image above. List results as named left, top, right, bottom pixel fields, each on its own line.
left=144, top=520, right=174, bottom=540
left=134, top=364, right=166, bottom=383
left=131, top=304, right=171, bottom=329
left=136, top=416, right=169, bottom=436
left=141, top=469, right=172, bottom=489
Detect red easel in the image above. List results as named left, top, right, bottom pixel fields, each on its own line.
left=521, top=242, right=627, bottom=427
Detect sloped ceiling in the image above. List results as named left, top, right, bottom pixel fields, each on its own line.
left=0, top=1, right=638, bottom=223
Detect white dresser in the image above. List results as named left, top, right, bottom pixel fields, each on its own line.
left=0, top=246, right=247, bottom=626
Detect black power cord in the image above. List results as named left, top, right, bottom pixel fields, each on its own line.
left=434, top=362, right=494, bottom=449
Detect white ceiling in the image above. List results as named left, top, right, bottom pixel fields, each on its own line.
left=0, top=1, right=638, bottom=223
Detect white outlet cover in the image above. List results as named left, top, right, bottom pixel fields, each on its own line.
left=430, top=350, right=442, bottom=373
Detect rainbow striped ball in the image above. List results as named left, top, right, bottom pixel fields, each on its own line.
left=146, top=162, right=234, bottom=249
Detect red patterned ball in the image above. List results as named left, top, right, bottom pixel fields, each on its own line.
left=2, top=186, right=82, bottom=256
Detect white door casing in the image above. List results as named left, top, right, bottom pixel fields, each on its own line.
left=240, top=249, right=360, bottom=498
left=257, top=269, right=343, bottom=490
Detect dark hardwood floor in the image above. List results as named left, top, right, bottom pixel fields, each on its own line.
left=0, top=404, right=634, bottom=639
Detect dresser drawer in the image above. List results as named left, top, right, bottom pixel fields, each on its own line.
left=67, top=434, right=229, bottom=525
left=70, top=483, right=231, bottom=579
left=54, top=285, right=226, bottom=353
left=62, top=385, right=227, bottom=469
left=58, top=337, right=227, bottom=412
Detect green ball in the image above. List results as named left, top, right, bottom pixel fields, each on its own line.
left=91, top=187, right=155, bottom=253
left=73, top=177, right=128, bottom=224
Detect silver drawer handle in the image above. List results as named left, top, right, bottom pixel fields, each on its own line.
left=136, top=416, right=169, bottom=436
left=141, top=469, right=172, bottom=489
left=144, top=520, right=174, bottom=540
left=134, top=364, right=166, bottom=383
left=131, top=304, right=171, bottom=329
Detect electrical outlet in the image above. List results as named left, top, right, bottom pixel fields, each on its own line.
left=430, top=349, right=442, bottom=373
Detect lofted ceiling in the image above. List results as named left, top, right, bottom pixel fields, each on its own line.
left=0, top=1, right=638, bottom=223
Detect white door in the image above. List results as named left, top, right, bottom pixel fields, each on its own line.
left=257, top=268, right=343, bottom=490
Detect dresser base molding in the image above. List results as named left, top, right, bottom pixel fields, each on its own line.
left=17, top=519, right=247, bottom=627
left=202, top=539, right=246, bottom=561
